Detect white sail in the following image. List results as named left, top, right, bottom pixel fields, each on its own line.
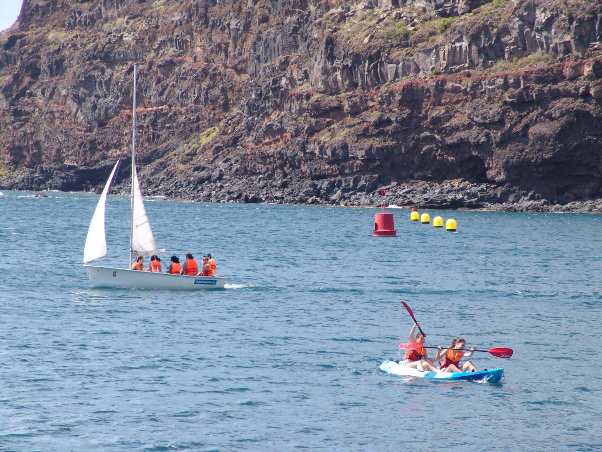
left=131, top=165, right=157, bottom=256
left=83, top=161, right=120, bottom=263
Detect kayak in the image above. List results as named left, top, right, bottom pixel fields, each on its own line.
left=380, top=360, right=503, bottom=384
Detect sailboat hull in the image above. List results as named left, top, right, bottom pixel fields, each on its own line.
left=85, top=265, right=225, bottom=290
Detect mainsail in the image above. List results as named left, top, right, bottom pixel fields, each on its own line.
left=131, top=164, right=157, bottom=256
left=83, top=160, right=120, bottom=263
left=129, top=64, right=158, bottom=258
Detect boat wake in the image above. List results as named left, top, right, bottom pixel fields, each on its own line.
left=224, top=283, right=252, bottom=290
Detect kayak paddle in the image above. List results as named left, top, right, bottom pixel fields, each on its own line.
left=399, top=344, right=513, bottom=359
left=477, top=347, right=513, bottom=358
left=401, top=300, right=426, bottom=337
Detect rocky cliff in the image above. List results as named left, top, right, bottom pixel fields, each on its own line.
left=1, top=0, right=601, bottom=211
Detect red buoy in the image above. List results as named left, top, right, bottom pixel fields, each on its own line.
left=373, top=212, right=396, bottom=236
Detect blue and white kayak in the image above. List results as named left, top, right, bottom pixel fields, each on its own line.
left=380, top=360, right=503, bottom=384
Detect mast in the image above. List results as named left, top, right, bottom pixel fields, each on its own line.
left=129, top=64, right=137, bottom=266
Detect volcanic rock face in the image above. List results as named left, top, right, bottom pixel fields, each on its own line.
left=0, top=0, right=601, bottom=210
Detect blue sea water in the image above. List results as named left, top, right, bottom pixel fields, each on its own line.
left=0, top=190, right=601, bottom=451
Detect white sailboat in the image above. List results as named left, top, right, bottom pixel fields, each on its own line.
left=83, top=65, right=225, bottom=290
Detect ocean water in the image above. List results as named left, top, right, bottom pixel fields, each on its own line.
left=0, top=190, right=601, bottom=451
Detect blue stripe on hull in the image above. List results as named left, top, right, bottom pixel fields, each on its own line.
left=193, top=279, right=217, bottom=285
left=424, top=368, right=503, bottom=383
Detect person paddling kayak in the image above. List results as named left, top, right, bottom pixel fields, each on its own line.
left=403, top=325, right=438, bottom=371
left=436, top=338, right=477, bottom=372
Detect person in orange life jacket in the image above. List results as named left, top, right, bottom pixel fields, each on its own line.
left=131, top=255, right=144, bottom=271
left=199, top=255, right=209, bottom=276
left=207, top=253, right=217, bottom=276
left=403, top=325, right=438, bottom=372
left=181, top=253, right=198, bottom=276
left=167, top=256, right=181, bottom=274
left=436, top=338, right=476, bottom=372
left=148, top=255, right=162, bottom=272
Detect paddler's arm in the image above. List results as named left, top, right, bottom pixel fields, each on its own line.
left=435, top=346, right=446, bottom=361
left=408, top=325, right=418, bottom=341
left=464, top=347, right=475, bottom=358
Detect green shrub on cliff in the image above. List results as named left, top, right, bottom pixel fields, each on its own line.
left=491, top=0, right=509, bottom=7
left=406, top=0, right=512, bottom=51
left=424, top=17, right=457, bottom=36
left=199, top=126, right=219, bottom=145
left=47, top=30, right=70, bottom=42
left=486, top=52, right=555, bottom=73
left=384, top=21, right=411, bottom=41
left=408, top=16, right=458, bottom=48
left=458, top=0, right=513, bottom=34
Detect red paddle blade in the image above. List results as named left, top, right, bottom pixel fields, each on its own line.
left=401, top=300, right=426, bottom=337
left=489, top=347, right=513, bottom=358
left=400, top=300, right=414, bottom=318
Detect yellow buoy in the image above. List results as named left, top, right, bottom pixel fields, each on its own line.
left=446, top=218, right=457, bottom=232
left=420, top=213, right=430, bottom=224
left=410, top=210, right=420, bottom=221
left=433, top=216, right=444, bottom=228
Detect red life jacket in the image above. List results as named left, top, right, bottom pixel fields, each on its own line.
left=169, top=262, right=181, bottom=274
left=149, top=260, right=161, bottom=272
left=404, top=342, right=427, bottom=362
left=132, top=260, right=143, bottom=271
left=184, top=258, right=198, bottom=276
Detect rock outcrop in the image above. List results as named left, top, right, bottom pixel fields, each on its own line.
left=0, top=0, right=601, bottom=211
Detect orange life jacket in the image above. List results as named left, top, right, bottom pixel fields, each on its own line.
left=184, top=258, right=198, bottom=276
left=442, top=349, right=464, bottom=368
left=404, top=342, right=427, bottom=362
left=149, top=260, right=161, bottom=272
left=132, top=261, right=143, bottom=271
left=207, top=259, right=217, bottom=276
left=169, top=262, right=181, bottom=274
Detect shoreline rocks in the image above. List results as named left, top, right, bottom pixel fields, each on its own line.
left=2, top=166, right=601, bottom=213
